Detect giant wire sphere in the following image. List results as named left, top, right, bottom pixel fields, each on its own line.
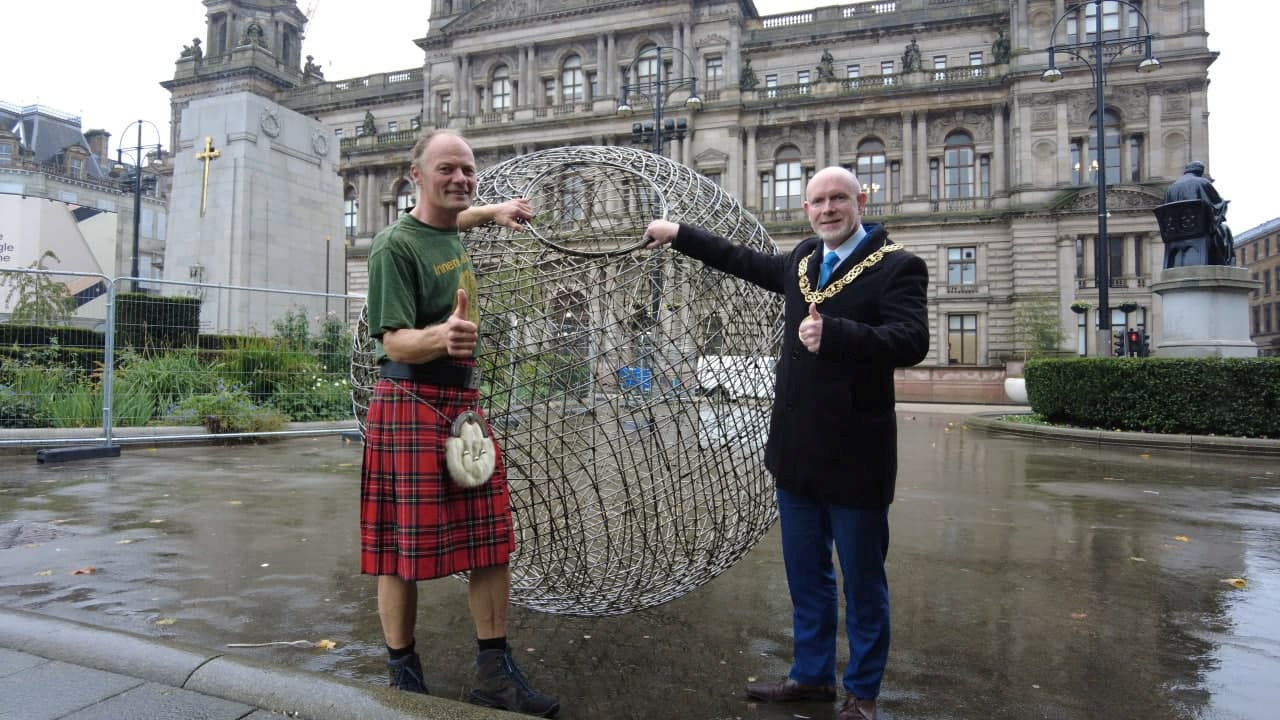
left=352, top=145, right=782, bottom=615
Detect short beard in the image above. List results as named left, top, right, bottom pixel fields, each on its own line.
left=815, top=225, right=853, bottom=244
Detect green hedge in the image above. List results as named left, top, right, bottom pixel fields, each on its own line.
left=114, top=293, right=201, bottom=351
left=1025, top=357, right=1280, bottom=438
left=0, top=324, right=104, bottom=348
left=0, top=345, right=104, bottom=374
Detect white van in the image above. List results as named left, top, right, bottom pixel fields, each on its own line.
left=696, top=355, right=776, bottom=401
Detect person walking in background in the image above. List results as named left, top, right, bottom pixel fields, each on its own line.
left=643, top=167, right=928, bottom=720
left=361, top=128, right=558, bottom=717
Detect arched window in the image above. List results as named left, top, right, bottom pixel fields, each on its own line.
left=561, top=55, right=584, bottom=104
left=343, top=185, right=358, bottom=237
left=856, top=138, right=887, bottom=204
left=1089, top=109, right=1122, bottom=184
left=773, top=146, right=802, bottom=211
left=491, top=65, right=512, bottom=111
left=395, top=180, right=414, bottom=214
left=943, top=131, right=975, bottom=199
left=636, top=44, right=658, bottom=89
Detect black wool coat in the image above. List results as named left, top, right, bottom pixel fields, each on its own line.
left=673, top=222, right=930, bottom=508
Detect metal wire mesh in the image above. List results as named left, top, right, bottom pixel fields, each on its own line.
left=352, top=145, right=783, bottom=615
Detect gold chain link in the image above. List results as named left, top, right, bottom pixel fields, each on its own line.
left=798, top=243, right=903, bottom=304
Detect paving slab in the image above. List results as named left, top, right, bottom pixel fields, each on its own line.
left=0, top=660, right=141, bottom=720
left=0, top=647, right=46, bottom=679
left=59, top=682, right=255, bottom=720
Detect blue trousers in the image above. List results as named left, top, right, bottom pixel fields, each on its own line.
left=776, top=485, right=890, bottom=700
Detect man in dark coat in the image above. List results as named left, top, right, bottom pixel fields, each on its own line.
left=643, top=167, right=929, bottom=720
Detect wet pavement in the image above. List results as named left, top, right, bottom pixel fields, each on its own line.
left=2, top=409, right=1278, bottom=719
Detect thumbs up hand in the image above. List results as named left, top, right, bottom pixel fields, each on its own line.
left=444, top=288, right=478, bottom=357
left=798, top=302, right=822, bottom=354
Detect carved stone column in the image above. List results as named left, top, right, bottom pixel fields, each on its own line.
left=597, top=35, right=606, bottom=98
left=900, top=111, right=912, bottom=195
left=684, top=23, right=694, bottom=79
left=830, top=116, right=841, bottom=168
left=679, top=23, right=688, bottom=78
left=815, top=119, right=827, bottom=169
left=1148, top=90, right=1163, bottom=179
left=460, top=55, right=471, bottom=115
left=993, top=103, right=1006, bottom=194
left=1190, top=84, right=1208, bottom=165
left=746, top=126, right=759, bottom=211
left=730, top=128, right=742, bottom=201
left=916, top=112, right=928, bottom=197
left=1056, top=95, right=1070, bottom=184
left=606, top=33, right=615, bottom=96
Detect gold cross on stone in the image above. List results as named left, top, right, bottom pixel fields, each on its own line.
left=196, top=136, right=220, bottom=217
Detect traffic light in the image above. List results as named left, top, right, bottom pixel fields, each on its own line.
left=1127, top=329, right=1140, bottom=357
left=1140, top=330, right=1151, bottom=357
left=1114, top=330, right=1126, bottom=357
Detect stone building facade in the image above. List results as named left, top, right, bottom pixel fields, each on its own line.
left=0, top=102, right=167, bottom=285
left=1235, top=218, right=1280, bottom=356
left=171, top=0, right=1215, bottom=373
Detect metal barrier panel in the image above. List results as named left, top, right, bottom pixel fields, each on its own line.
left=1, top=267, right=113, bottom=445
left=105, top=277, right=362, bottom=442
left=1, top=267, right=362, bottom=447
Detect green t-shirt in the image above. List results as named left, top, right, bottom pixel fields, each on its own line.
left=366, top=212, right=480, bottom=364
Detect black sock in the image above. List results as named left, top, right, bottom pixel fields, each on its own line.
left=387, top=640, right=415, bottom=660
left=478, top=636, right=507, bottom=653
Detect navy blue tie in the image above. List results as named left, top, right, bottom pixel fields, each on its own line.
left=818, top=251, right=840, bottom=289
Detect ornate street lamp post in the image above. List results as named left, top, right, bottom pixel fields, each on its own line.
left=617, top=45, right=702, bottom=155
left=110, top=120, right=164, bottom=293
left=1041, top=0, right=1159, bottom=355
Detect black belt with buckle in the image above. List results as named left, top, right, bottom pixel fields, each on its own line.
left=380, top=361, right=480, bottom=389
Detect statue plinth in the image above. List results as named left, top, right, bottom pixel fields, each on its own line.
left=1149, top=265, right=1260, bottom=357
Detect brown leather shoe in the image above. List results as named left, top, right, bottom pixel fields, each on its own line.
left=837, top=694, right=878, bottom=720
left=745, top=676, right=837, bottom=702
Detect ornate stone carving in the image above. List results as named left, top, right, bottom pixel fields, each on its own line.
left=927, top=109, right=993, bottom=145
left=259, top=108, right=281, bottom=138
left=696, top=33, right=729, bottom=48
left=1107, top=84, right=1148, bottom=121
left=1062, top=187, right=1162, bottom=212
left=312, top=129, right=329, bottom=156
left=1068, top=91, right=1093, bottom=125
left=1032, top=108, right=1056, bottom=131
left=1163, top=93, right=1189, bottom=117
left=757, top=125, right=815, bottom=159
left=840, top=116, right=902, bottom=150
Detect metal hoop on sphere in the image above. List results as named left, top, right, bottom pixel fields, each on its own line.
left=352, top=145, right=782, bottom=616
left=519, top=160, right=668, bottom=258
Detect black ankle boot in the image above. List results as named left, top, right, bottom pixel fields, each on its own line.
left=469, top=648, right=559, bottom=717
left=386, top=651, right=428, bottom=694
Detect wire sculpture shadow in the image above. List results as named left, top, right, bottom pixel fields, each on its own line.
left=352, top=145, right=782, bottom=615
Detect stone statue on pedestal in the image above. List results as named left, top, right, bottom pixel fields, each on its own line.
left=816, top=49, right=836, bottom=82
left=902, top=38, right=921, bottom=73
left=180, top=38, right=203, bottom=63
left=1154, top=161, right=1234, bottom=268
left=992, top=29, right=1011, bottom=64
left=739, top=59, right=758, bottom=91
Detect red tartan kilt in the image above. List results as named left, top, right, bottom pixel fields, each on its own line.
left=360, top=376, right=514, bottom=581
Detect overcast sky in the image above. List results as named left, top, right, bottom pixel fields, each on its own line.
left=4, top=1, right=1273, bottom=232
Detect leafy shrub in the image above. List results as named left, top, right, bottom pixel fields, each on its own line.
left=166, top=381, right=287, bottom=433
left=269, top=374, right=352, bottom=422
left=1026, top=357, right=1280, bottom=438
left=0, top=385, right=46, bottom=428
left=114, top=349, right=221, bottom=412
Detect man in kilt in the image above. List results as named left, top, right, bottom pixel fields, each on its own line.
left=361, top=128, right=559, bottom=717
